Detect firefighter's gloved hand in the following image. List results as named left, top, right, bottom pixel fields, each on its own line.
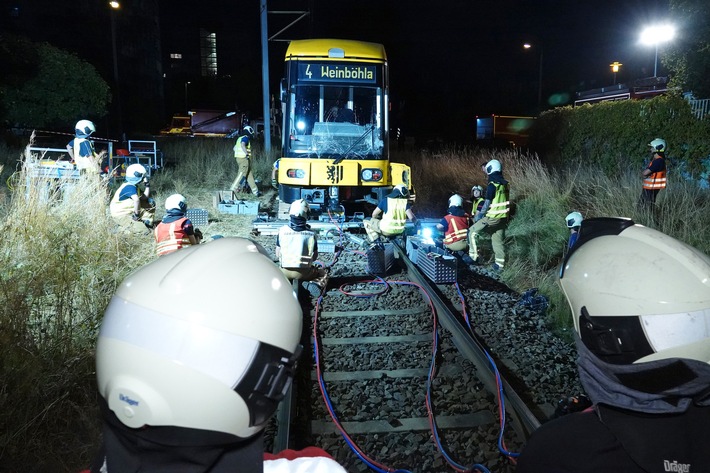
left=271, top=178, right=278, bottom=189
left=143, top=177, right=150, bottom=187
left=131, top=212, right=141, bottom=222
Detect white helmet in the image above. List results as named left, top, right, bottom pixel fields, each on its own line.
left=448, top=194, right=464, bottom=207
left=565, top=211, right=583, bottom=228
left=471, top=185, right=484, bottom=196
left=560, top=218, right=710, bottom=366
left=289, top=198, right=309, bottom=218
left=165, top=194, right=187, bottom=212
left=485, top=159, right=502, bottom=175
left=392, top=184, right=409, bottom=198
left=75, top=119, right=96, bottom=138
left=649, top=138, right=667, bottom=153
left=125, top=164, right=147, bottom=185
left=96, top=237, right=303, bottom=438
left=243, top=125, right=254, bottom=136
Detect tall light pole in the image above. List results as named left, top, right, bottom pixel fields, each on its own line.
left=184, top=81, right=190, bottom=113
left=523, top=42, right=543, bottom=113
left=610, top=61, right=622, bottom=85
left=109, top=1, right=123, bottom=140
left=640, top=24, right=675, bottom=77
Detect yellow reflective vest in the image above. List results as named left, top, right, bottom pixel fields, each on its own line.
left=380, top=197, right=408, bottom=235
left=486, top=182, right=510, bottom=219
left=233, top=135, right=251, bottom=158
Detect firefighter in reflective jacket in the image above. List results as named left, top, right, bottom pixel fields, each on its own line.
left=364, top=184, right=417, bottom=242
left=230, top=125, right=260, bottom=197
left=640, top=137, right=667, bottom=206
left=154, top=194, right=202, bottom=257
left=109, top=164, right=155, bottom=234
left=276, top=199, right=328, bottom=291
left=468, top=159, right=510, bottom=271
left=470, top=185, right=485, bottom=215
left=437, top=194, right=469, bottom=252
left=66, top=119, right=99, bottom=174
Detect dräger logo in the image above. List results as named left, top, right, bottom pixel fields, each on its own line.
left=664, top=460, right=690, bottom=472
left=119, top=393, right=139, bottom=406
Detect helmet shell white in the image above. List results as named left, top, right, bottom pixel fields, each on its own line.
left=448, top=194, right=464, bottom=207
left=560, top=219, right=710, bottom=365
left=471, top=185, right=484, bottom=196
left=125, top=164, right=147, bottom=185
left=75, top=119, right=96, bottom=138
left=392, top=184, right=409, bottom=198
left=289, top=199, right=309, bottom=218
left=165, top=194, right=187, bottom=212
left=485, top=159, right=502, bottom=175
left=565, top=211, right=583, bottom=228
left=96, top=238, right=303, bottom=438
left=649, top=138, right=667, bottom=153
left=243, top=125, right=254, bottom=135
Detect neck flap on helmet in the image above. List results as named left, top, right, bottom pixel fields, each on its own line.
left=95, top=396, right=265, bottom=473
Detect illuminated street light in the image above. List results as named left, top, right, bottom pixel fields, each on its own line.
left=523, top=42, right=543, bottom=113
left=640, top=24, right=675, bottom=77
left=610, top=61, right=622, bottom=85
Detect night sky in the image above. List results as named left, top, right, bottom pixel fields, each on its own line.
left=164, top=0, right=671, bottom=140
left=5, top=0, right=672, bottom=140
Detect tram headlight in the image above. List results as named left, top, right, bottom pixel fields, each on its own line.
left=361, top=168, right=383, bottom=182
left=296, top=120, right=306, bottom=132
left=287, top=169, right=306, bottom=179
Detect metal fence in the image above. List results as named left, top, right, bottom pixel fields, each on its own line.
left=688, top=98, right=710, bottom=120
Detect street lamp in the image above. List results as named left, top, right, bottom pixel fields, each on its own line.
left=184, top=81, right=191, bottom=113
left=523, top=42, right=543, bottom=113
left=640, top=24, right=675, bottom=77
left=610, top=61, right=622, bottom=85
left=109, top=1, right=122, bottom=139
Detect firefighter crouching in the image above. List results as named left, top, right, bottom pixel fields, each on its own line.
left=364, top=184, right=417, bottom=243
left=275, top=199, right=328, bottom=297
left=154, top=194, right=203, bottom=257
left=437, top=194, right=470, bottom=253
left=109, top=164, right=156, bottom=234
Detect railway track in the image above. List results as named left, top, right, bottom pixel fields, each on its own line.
left=255, top=227, right=552, bottom=473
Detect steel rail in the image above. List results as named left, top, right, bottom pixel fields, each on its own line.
left=392, top=240, right=542, bottom=441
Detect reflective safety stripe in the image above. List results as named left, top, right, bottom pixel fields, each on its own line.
left=643, top=157, right=667, bottom=190
left=443, top=215, right=469, bottom=244
left=380, top=197, right=408, bottom=235
left=154, top=218, right=192, bottom=257
left=279, top=226, right=316, bottom=269
left=486, top=182, right=510, bottom=219
left=234, top=135, right=251, bottom=158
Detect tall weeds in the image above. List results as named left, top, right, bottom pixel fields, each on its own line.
left=0, top=143, right=155, bottom=471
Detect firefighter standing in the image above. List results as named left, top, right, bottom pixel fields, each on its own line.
left=275, top=199, right=328, bottom=296
left=468, top=159, right=510, bottom=270
left=154, top=194, right=202, bottom=257
left=517, top=218, right=710, bottom=472
left=364, top=184, right=417, bottom=243
left=230, top=125, right=261, bottom=197
left=639, top=137, right=667, bottom=207
left=437, top=194, right=469, bottom=252
left=66, top=119, right=99, bottom=174
left=109, top=163, right=155, bottom=234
